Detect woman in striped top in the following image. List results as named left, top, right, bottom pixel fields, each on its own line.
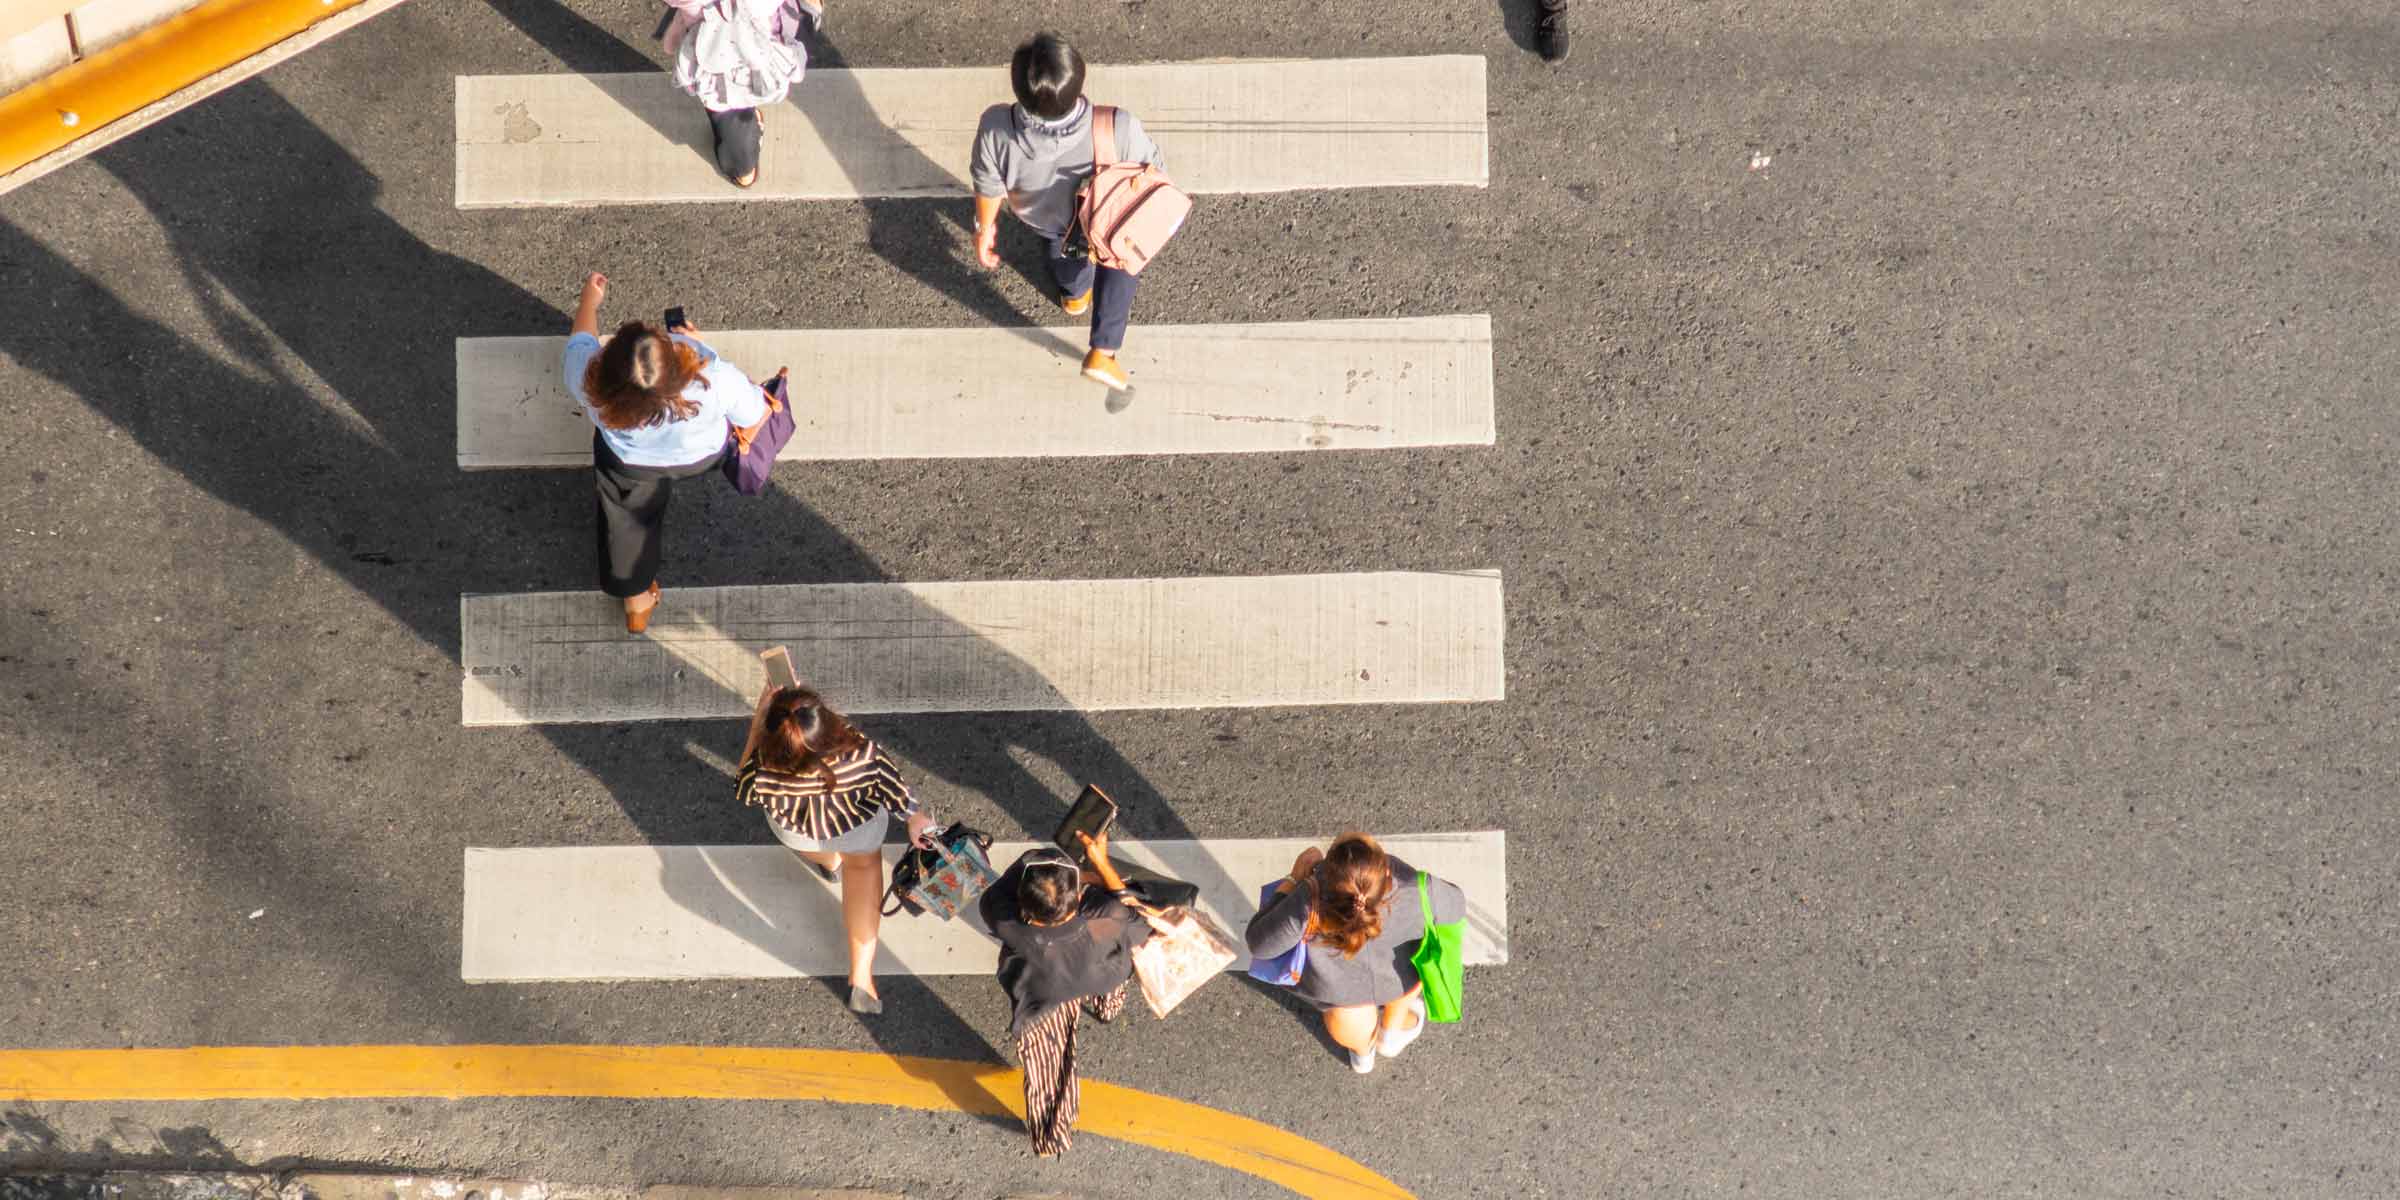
left=739, top=684, right=938, bottom=1015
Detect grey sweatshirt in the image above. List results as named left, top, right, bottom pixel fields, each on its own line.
left=969, top=98, right=1163, bottom=240
left=1245, top=855, right=1468, bottom=1010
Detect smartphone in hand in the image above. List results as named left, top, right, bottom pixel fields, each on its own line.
left=760, top=646, right=799, bottom=691
left=664, top=306, right=688, bottom=331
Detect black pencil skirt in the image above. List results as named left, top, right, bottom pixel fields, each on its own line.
left=593, top=431, right=725, bottom=599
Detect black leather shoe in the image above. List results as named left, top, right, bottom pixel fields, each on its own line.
left=1536, top=3, right=1569, bottom=62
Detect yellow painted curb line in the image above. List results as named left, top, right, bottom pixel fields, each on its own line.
left=0, top=1044, right=1413, bottom=1200
left=0, top=0, right=377, bottom=177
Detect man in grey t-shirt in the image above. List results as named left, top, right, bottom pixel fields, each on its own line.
left=970, top=32, right=1162, bottom=392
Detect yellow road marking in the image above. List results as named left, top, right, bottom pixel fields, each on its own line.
left=0, top=0, right=378, bottom=178
left=0, top=1044, right=1412, bottom=1200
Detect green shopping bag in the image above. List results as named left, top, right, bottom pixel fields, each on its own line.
left=1409, top=870, right=1465, bottom=1023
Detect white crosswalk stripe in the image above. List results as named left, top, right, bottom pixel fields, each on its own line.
left=454, top=56, right=1489, bottom=208
left=460, top=571, right=1506, bottom=727
left=455, top=316, right=1495, bottom=468
left=461, top=832, right=1507, bottom=983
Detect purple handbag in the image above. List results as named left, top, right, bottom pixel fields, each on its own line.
left=722, top=373, right=795, bottom=495
left=1245, top=880, right=1307, bottom=985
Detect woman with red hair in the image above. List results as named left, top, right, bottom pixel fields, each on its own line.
left=1246, top=833, right=1467, bottom=1074
left=565, top=272, right=778, bottom=633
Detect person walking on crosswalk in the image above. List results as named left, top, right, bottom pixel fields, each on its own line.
left=738, top=683, right=940, bottom=1014
left=1246, top=834, right=1467, bottom=1074
left=661, top=0, right=821, bottom=187
left=979, top=831, right=1153, bottom=1156
left=565, top=272, right=777, bottom=633
left=970, top=32, right=1165, bottom=393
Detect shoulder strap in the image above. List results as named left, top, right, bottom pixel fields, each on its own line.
left=1417, top=870, right=1434, bottom=925
left=1092, top=104, right=1119, bottom=169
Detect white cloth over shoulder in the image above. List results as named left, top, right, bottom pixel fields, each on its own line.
left=664, top=0, right=816, bottom=112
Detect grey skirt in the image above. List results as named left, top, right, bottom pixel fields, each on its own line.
left=768, top=806, right=889, bottom=856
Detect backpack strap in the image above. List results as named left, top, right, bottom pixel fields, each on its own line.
left=1092, top=104, right=1119, bottom=169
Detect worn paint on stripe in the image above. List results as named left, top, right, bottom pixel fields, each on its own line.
left=454, top=57, right=1489, bottom=208
left=455, top=316, right=1496, bottom=468
left=0, top=1044, right=1412, bottom=1199
left=460, top=571, right=1507, bottom=727
left=461, top=832, right=1508, bottom=983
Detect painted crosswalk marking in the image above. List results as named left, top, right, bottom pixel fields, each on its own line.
left=461, top=832, right=1506, bottom=983
left=455, top=316, right=1496, bottom=468
left=454, top=57, right=1489, bottom=208
left=460, top=571, right=1505, bottom=726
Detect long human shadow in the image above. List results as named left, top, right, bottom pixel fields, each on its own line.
left=481, top=0, right=696, bottom=152
left=480, top=0, right=1064, bottom=330
left=15, top=71, right=1257, bottom=1114
left=798, top=32, right=1068, bottom=341
left=0, top=82, right=998, bottom=1109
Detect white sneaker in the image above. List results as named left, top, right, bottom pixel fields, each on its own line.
left=1348, top=1046, right=1377, bottom=1074
left=1379, top=997, right=1427, bottom=1058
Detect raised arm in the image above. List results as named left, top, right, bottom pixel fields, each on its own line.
left=571, top=272, right=606, bottom=337
left=738, top=683, right=778, bottom=765
left=1076, top=830, right=1128, bottom=893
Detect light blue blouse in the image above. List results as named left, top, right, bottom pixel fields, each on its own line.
left=563, top=331, right=769, bottom=467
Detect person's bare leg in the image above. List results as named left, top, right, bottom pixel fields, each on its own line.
left=1322, top=1004, right=1380, bottom=1053
left=794, top=848, right=839, bottom=873
left=1379, top=987, right=1423, bottom=1037
left=838, top=850, right=884, bottom=996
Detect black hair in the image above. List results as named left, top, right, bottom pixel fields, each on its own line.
left=1010, top=32, right=1086, bottom=121
left=1018, top=855, right=1083, bottom=925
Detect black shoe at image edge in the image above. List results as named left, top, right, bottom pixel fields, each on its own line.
left=1537, top=4, right=1569, bottom=62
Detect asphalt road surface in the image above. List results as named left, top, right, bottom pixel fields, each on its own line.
left=3, top=0, right=2397, bottom=1196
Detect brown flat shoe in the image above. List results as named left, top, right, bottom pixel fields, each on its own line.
left=625, top=581, right=662, bottom=634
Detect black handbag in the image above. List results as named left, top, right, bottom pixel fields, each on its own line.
left=880, top=822, right=998, bottom=920
left=1111, top=860, right=1200, bottom=910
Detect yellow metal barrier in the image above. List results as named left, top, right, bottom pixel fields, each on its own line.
left=0, top=0, right=376, bottom=178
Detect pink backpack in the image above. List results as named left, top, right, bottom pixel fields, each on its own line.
left=1078, top=106, right=1191, bottom=276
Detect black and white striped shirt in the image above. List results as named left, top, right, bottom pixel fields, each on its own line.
left=735, top=739, right=916, bottom=841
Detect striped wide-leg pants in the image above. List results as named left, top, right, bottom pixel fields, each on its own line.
left=1014, top=983, right=1130, bottom=1156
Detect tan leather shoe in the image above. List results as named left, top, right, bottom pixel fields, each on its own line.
left=1061, top=288, right=1093, bottom=315
left=625, top=581, right=662, bottom=634
left=1081, top=349, right=1128, bottom=391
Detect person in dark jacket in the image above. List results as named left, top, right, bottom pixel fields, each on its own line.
left=1245, top=832, right=1467, bottom=1074
left=979, top=829, right=1152, bottom=1156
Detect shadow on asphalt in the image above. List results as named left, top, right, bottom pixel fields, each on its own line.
left=482, top=0, right=1066, bottom=336
left=1490, top=0, right=1539, bottom=57
left=0, top=1108, right=395, bottom=1176
left=0, top=47, right=1246, bottom=1145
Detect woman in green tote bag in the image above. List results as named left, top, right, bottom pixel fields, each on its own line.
left=1244, top=833, right=1467, bottom=1074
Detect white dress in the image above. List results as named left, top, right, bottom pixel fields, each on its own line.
left=663, top=0, right=817, bottom=113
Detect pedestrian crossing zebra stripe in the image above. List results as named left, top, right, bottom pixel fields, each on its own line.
left=460, top=570, right=1505, bottom=727
left=454, top=56, right=1489, bottom=208
left=460, top=831, right=1507, bottom=983
left=455, top=315, right=1495, bottom=468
